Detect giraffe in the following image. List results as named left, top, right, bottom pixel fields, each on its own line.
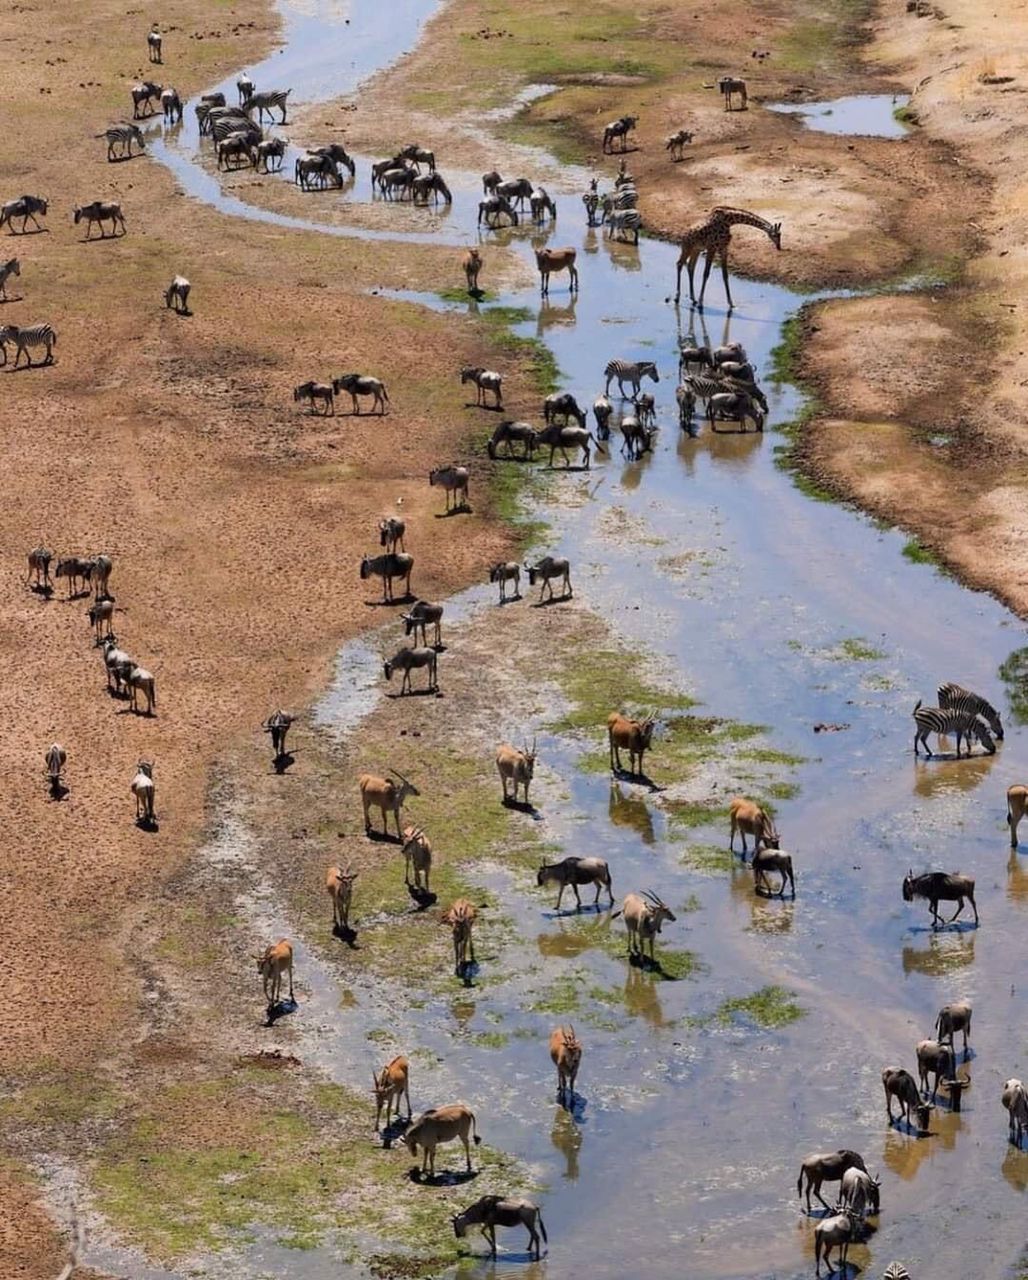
left=673, top=207, right=782, bottom=309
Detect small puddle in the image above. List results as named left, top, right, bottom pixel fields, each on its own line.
left=769, top=93, right=911, bottom=138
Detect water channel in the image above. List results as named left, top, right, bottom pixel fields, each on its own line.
left=87, top=1, right=1028, bottom=1275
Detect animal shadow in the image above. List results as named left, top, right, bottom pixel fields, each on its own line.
left=611, top=765, right=660, bottom=792
left=364, top=592, right=416, bottom=608
left=434, top=505, right=472, bottom=518
left=406, top=883, right=437, bottom=911
left=264, top=996, right=298, bottom=1027
left=272, top=751, right=296, bottom=775
left=531, top=592, right=573, bottom=608
left=409, top=1167, right=478, bottom=1187
left=502, top=797, right=537, bottom=816
left=365, top=828, right=403, bottom=845
left=379, top=1115, right=410, bottom=1148
left=0, top=293, right=24, bottom=305
left=48, top=780, right=69, bottom=802
left=29, top=583, right=53, bottom=598
left=457, top=959, right=480, bottom=987
left=5, top=226, right=48, bottom=236
left=332, top=922, right=359, bottom=947
left=629, top=952, right=677, bottom=981
left=135, top=815, right=159, bottom=833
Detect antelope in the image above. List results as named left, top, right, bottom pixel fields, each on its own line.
left=752, top=846, right=795, bottom=897
left=404, top=1103, right=481, bottom=1176
left=526, top=556, right=571, bottom=602
left=442, top=899, right=477, bottom=972
left=935, top=1001, right=972, bottom=1057
left=326, top=864, right=358, bottom=932
left=607, top=711, right=655, bottom=776
left=549, top=1025, right=582, bottom=1098
left=463, top=248, right=483, bottom=293
left=916, top=1039, right=955, bottom=1102
left=797, top=1150, right=867, bottom=1214
left=902, top=870, right=978, bottom=928
left=360, top=552, right=414, bottom=602
left=838, top=1166, right=881, bottom=1219
left=379, top=516, right=405, bottom=552
left=535, top=247, right=578, bottom=297
left=402, top=826, right=432, bottom=892
left=1002, top=1078, right=1028, bottom=1145
left=489, top=562, right=521, bottom=603
left=402, top=599, right=443, bottom=647
left=537, top=856, right=614, bottom=910
left=45, top=743, right=66, bottom=791
left=26, top=547, right=52, bottom=590
left=1007, top=783, right=1028, bottom=846
left=617, top=890, right=676, bottom=962
left=373, top=1056, right=411, bottom=1130
left=257, top=939, right=294, bottom=1007
left=728, top=796, right=779, bottom=856
left=262, top=710, right=293, bottom=758
left=882, top=1066, right=933, bottom=1131
left=164, top=275, right=190, bottom=313
left=384, top=645, right=438, bottom=695
left=87, top=597, right=114, bottom=643
left=358, top=770, right=419, bottom=839
left=429, top=465, right=470, bottom=512
left=814, top=1207, right=858, bottom=1278
left=453, top=1196, right=547, bottom=1260
left=124, top=665, right=156, bottom=716
left=496, top=740, right=536, bottom=805
left=130, top=761, right=155, bottom=822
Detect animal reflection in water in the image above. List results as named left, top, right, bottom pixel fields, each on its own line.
left=912, top=750, right=998, bottom=800
left=902, top=928, right=975, bottom=976
left=622, top=959, right=669, bottom=1027
left=608, top=781, right=655, bottom=844
left=550, top=1105, right=582, bottom=1181
left=883, top=1109, right=963, bottom=1181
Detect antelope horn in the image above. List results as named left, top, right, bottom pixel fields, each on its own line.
left=531, top=735, right=537, bottom=755
left=389, top=767, right=413, bottom=785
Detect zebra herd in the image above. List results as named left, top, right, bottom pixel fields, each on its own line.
left=582, top=165, right=642, bottom=243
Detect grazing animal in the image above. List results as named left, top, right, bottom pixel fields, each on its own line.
left=635, top=392, right=656, bottom=426
left=0, top=257, right=20, bottom=300
left=752, top=846, right=795, bottom=897
left=442, top=900, right=477, bottom=972
left=729, top=797, right=779, bottom=855
left=496, top=741, right=536, bottom=805
left=482, top=170, right=502, bottom=194
left=0, top=195, right=48, bottom=234
left=245, top=88, right=291, bottom=124
left=494, top=177, right=533, bottom=209
left=87, top=597, right=115, bottom=643
left=295, top=154, right=342, bottom=189
left=326, top=864, right=358, bottom=932
left=666, top=129, right=694, bottom=160
left=916, top=1039, right=956, bottom=1102
left=96, top=124, right=146, bottom=162
left=882, top=1067, right=933, bottom=1131
left=707, top=390, right=765, bottom=432
left=308, top=144, right=355, bottom=175
left=402, top=599, right=443, bottom=648
left=124, top=664, right=156, bottom=716
left=147, top=24, right=162, bottom=62
left=360, top=552, right=414, bottom=603
left=74, top=201, right=127, bottom=237
left=619, top=414, right=655, bottom=459
left=489, top=561, right=521, bottom=603
left=102, top=639, right=133, bottom=693
left=54, top=556, right=92, bottom=597
left=839, top=1166, right=881, bottom=1218
left=797, top=1150, right=867, bottom=1214
left=1002, top=1078, right=1028, bottom=1145
left=131, top=80, right=162, bottom=118
left=130, top=761, right=155, bottom=822
left=478, top=195, right=519, bottom=227
left=814, top=1207, right=858, bottom=1278
left=603, top=115, right=638, bottom=152
left=218, top=135, right=256, bottom=170
left=256, top=939, right=293, bottom=1007
left=384, top=645, right=438, bottom=695
left=679, top=344, right=713, bottom=374
left=543, top=391, right=587, bottom=428
left=582, top=187, right=600, bottom=227
left=912, top=700, right=995, bottom=757
left=26, top=547, right=52, bottom=589
left=530, top=187, right=557, bottom=223
left=164, top=275, right=190, bottom=313
left=1008, top=783, right=1028, bottom=847
left=883, top=1268, right=910, bottom=1280
left=45, top=743, right=66, bottom=790
left=91, top=553, right=113, bottom=599
left=0, top=322, right=57, bottom=368
left=674, top=207, right=782, bottom=308
left=604, top=209, right=642, bottom=244
left=293, top=381, right=335, bottom=415
left=412, top=172, right=452, bottom=204
left=593, top=394, right=614, bottom=439
left=358, top=770, right=420, bottom=838
left=332, top=373, right=389, bottom=415
left=526, top=555, right=571, bottom=602
left=535, top=247, right=578, bottom=297
left=935, top=1001, right=972, bottom=1057
left=676, top=384, right=696, bottom=427
left=487, top=419, right=537, bottom=460
left=453, top=1196, right=547, bottom=1259
left=463, top=248, right=483, bottom=293
left=618, top=890, right=676, bottom=962
left=537, top=856, right=613, bottom=910
left=712, top=342, right=747, bottom=366
left=379, top=516, right=405, bottom=552
left=400, top=143, right=436, bottom=173
left=404, top=1103, right=481, bottom=1176
left=604, top=359, right=659, bottom=398
left=429, top=464, right=470, bottom=512
left=373, top=1056, right=411, bottom=1130
left=937, top=681, right=1003, bottom=739
left=237, top=73, right=255, bottom=105
left=535, top=422, right=600, bottom=469
left=262, top=710, right=293, bottom=758
left=402, top=826, right=432, bottom=892
left=719, top=75, right=748, bottom=110
left=902, top=870, right=978, bottom=928
left=461, top=366, right=503, bottom=409
left=550, top=1026, right=582, bottom=1098
left=607, top=712, right=655, bottom=776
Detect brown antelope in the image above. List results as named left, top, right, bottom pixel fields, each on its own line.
left=496, top=740, right=536, bottom=805
left=130, top=761, right=155, bottom=822
left=549, top=1025, right=582, bottom=1098
left=607, top=711, right=655, bottom=776
left=935, top=1001, right=972, bottom=1057
left=442, top=899, right=477, bottom=972
left=404, top=1103, right=481, bottom=1176
left=882, top=1067, right=933, bottom=1132
left=326, top=864, right=358, bottom=932
left=463, top=248, right=483, bottom=293
left=452, top=1196, right=547, bottom=1259
left=797, top=1150, right=867, bottom=1214
left=728, top=796, right=779, bottom=856
left=257, top=939, right=294, bottom=1007
left=358, top=770, right=420, bottom=838
left=537, top=856, right=614, bottom=910
left=617, top=890, right=676, bottom=962
left=535, top=247, right=578, bottom=297
left=752, top=846, right=795, bottom=897
left=402, top=826, right=432, bottom=892
left=373, top=1055, right=412, bottom=1130
left=1008, top=784, right=1028, bottom=847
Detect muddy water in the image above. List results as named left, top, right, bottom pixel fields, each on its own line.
left=130, top=3, right=1028, bottom=1277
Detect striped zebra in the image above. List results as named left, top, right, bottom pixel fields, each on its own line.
left=97, top=123, right=145, bottom=161
left=912, top=700, right=995, bottom=758
left=937, top=681, right=1004, bottom=739
left=603, top=358, right=659, bottom=398
left=604, top=209, right=641, bottom=244
left=245, top=88, right=291, bottom=124
left=0, top=322, right=57, bottom=369
left=210, top=116, right=260, bottom=146
left=601, top=189, right=638, bottom=215
left=0, top=195, right=48, bottom=233
left=0, top=257, right=20, bottom=300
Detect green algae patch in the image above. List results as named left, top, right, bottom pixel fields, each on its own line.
left=711, top=985, right=805, bottom=1028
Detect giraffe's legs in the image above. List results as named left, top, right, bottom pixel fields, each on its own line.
left=720, top=248, right=734, bottom=310
left=698, top=247, right=717, bottom=306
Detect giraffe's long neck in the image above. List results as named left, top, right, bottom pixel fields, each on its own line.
left=716, top=207, right=776, bottom=237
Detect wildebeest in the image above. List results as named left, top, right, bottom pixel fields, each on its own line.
left=603, top=114, right=637, bottom=152
left=254, top=137, right=287, bottom=172
left=55, top=556, right=92, bottom=598
left=935, top=1001, right=972, bottom=1057
left=487, top=420, right=538, bottom=460
left=379, top=516, right=405, bottom=552
left=442, top=899, right=477, bottom=972
left=45, top=743, right=66, bottom=792
left=332, top=373, right=389, bottom=414
left=530, top=186, right=557, bottom=224
left=618, top=414, right=655, bottom=459
left=74, top=200, right=127, bottom=238
left=102, top=638, right=133, bottom=695
left=373, top=1055, right=411, bottom=1131
left=496, top=740, right=536, bottom=805
left=526, top=556, right=571, bottom=602
left=461, top=366, right=503, bottom=409
left=752, top=846, right=795, bottom=897
left=262, top=709, right=293, bottom=759
left=404, top=1103, right=481, bottom=1176
left=453, top=1196, right=547, bottom=1259
left=814, top=1207, right=858, bottom=1277
left=131, top=80, right=162, bottom=118
left=1, top=195, right=48, bottom=234
left=384, top=645, right=438, bottom=695
left=549, top=1025, right=582, bottom=1098
left=593, top=394, right=614, bottom=439
left=915, top=1039, right=955, bottom=1103
left=402, top=825, right=432, bottom=893
left=308, top=143, right=356, bottom=176
left=402, top=600, right=444, bottom=648
left=87, top=596, right=115, bottom=643
left=902, top=870, right=978, bottom=928
left=164, top=275, right=190, bottom=314
left=360, top=552, right=414, bottom=602
left=358, top=770, right=419, bottom=839
left=257, top=938, right=293, bottom=1007
left=607, top=711, right=654, bottom=776
left=412, top=172, right=452, bottom=204
left=429, top=465, right=470, bottom=512
left=543, top=391, right=587, bottom=427
left=1002, top=1077, right=1028, bottom=1146
left=326, top=864, right=358, bottom=933
left=665, top=128, right=694, bottom=160
left=130, top=761, right=155, bottom=822
left=1007, top=783, right=1028, bottom=847
left=796, top=1149, right=867, bottom=1214
left=535, top=423, right=601, bottom=469
left=882, top=1066, right=933, bottom=1131
left=537, top=856, right=613, bottom=910
left=707, top=390, right=764, bottom=432
left=535, top=247, right=578, bottom=297
left=26, top=546, right=52, bottom=590
left=293, top=381, right=334, bottom=415
left=478, top=195, right=518, bottom=227
left=728, top=796, right=779, bottom=856
left=489, top=561, right=521, bottom=603
left=617, top=890, right=676, bottom=962
left=124, top=664, right=156, bottom=716
left=838, top=1166, right=881, bottom=1219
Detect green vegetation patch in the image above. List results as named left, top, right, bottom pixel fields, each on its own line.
left=999, top=645, right=1028, bottom=725
left=831, top=636, right=887, bottom=662
left=901, top=537, right=942, bottom=568
left=679, top=843, right=735, bottom=874
left=714, top=985, right=805, bottom=1028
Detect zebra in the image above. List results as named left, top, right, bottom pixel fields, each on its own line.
left=602, top=115, right=637, bottom=153
left=604, top=359, right=659, bottom=398
left=237, top=73, right=255, bottom=105
left=582, top=189, right=600, bottom=227
left=601, top=189, right=638, bottom=217
left=0, top=258, right=20, bottom=300
left=604, top=209, right=642, bottom=244
left=147, top=24, right=162, bottom=63
left=74, top=201, right=127, bottom=239
left=131, top=80, right=163, bottom=118
left=160, top=88, right=183, bottom=124
left=912, top=700, right=996, bottom=758
left=164, top=275, right=190, bottom=314
left=97, top=123, right=145, bottom=161
left=0, top=322, right=57, bottom=369
left=245, top=88, right=291, bottom=124
left=937, top=682, right=1004, bottom=739
left=0, top=195, right=48, bottom=234
left=210, top=116, right=261, bottom=146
